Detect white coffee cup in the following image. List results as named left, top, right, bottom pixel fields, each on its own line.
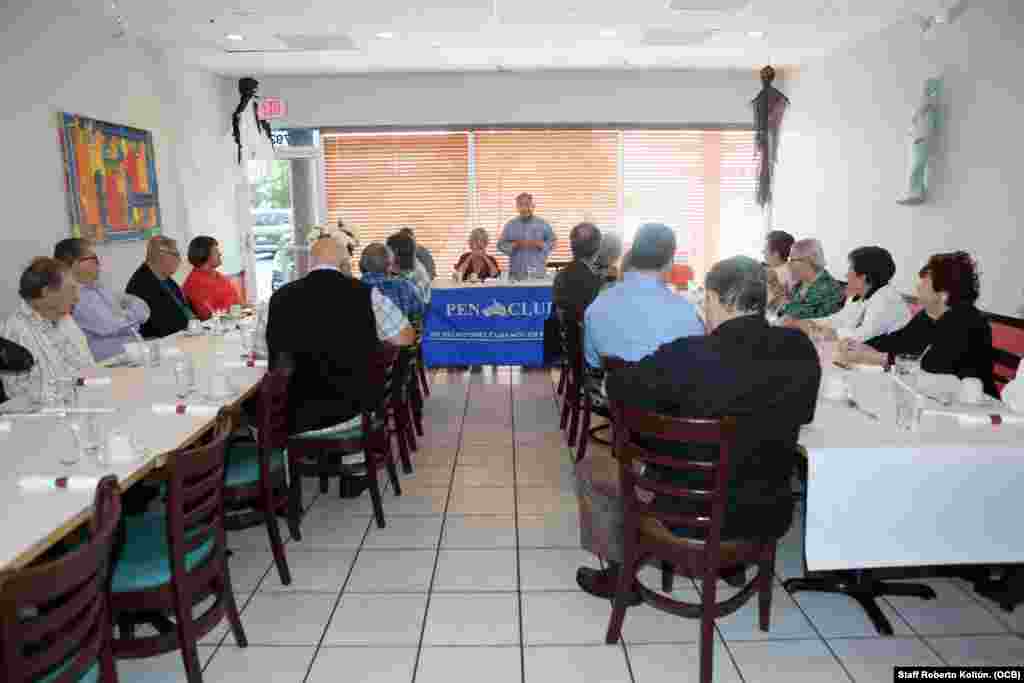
left=822, top=375, right=849, bottom=401
left=959, top=377, right=984, bottom=404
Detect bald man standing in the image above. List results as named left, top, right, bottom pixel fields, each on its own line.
left=266, top=236, right=414, bottom=435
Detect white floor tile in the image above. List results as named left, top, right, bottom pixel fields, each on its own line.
left=226, top=549, right=273, bottom=591
left=260, top=550, right=356, bottom=593
left=202, top=646, right=315, bottom=683
left=323, top=593, right=429, bottom=645
left=115, top=647, right=217, bottom=683
left=927, top=634, right=1024, bottom=666
left=417, top=646, right=522, bottom=683
left=884, top=579, right=1009, bottom=636
left=521, top=591, right=619, bottom=645
left=628, top=639, right=743, bottom=683
left=226, top=523, right=291, bottom=551
left=519, top=548, right=599, bottom=591
left=346, top=549, right=437, bottom=592
left=524, top=644, right=632, bottom=683
left=292, top=508, right=371, bottom=549
left=448, top=486, right=515, bottom=515
left=517, top=487, right=578, bottom=516
left=307, top=646, right=417, bottom=683
left=455, top=464, right=516, bottom=487
left=518, top=513, right=582, bottom=548
left=362, top=515, right=444, bottom=549
left=716, top=585, right=817, bottom=642
left=828, top=637, right=943, bottom=682
left=728, top=639, right=849, bottom=683
left=423, top=593, right=520, bottom=645
left=238, top=592, right=338, bottom=645
left=404, top=465, right=455, bottom=487
left=793, top=590, right=913, bottom=637
left=434, top=548, right=518, bottom=591
left=442, top=515, right=518, bottom=548
left=199, top=592, right=252, bottom=645
left=383, top=488, right=450, bottom=516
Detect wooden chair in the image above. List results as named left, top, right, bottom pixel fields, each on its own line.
left=0, top=477, right=122, bottom=683
left=285, top=345, right=403, bottom=533
left=558, top=307, right=585, bottom=447
left=604, top=403, right=777, bottom=683
left=110, top=411, right=246, bottom=683
left=413, top=319, right=430, bottom=399
left=575, top=355, right=632, bottom=463
left=986, top=311, right=1024, bottom=392
left=222, top=370, right=292, bottom=586
left=389, top=347, right=421, bottom=474
left=409, top=319, right=427, bottom=437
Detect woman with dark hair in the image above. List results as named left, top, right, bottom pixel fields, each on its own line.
left=838, top=251, right=997, bottom=396
left=182, top=236, right=241, bottom=321
left=791, top=245, right=911, bottom=342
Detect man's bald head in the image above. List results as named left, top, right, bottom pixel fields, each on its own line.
left=310, top=236, right=343, bottom=268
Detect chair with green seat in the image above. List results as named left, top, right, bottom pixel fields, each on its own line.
left=222, top=370, right=292, bottom=586
left=389, top=346, right=419, bottom=474
left=0, top=476, right=122, bottom=683
left=285, top=345, right=403, bottom=533
left=109, top=411, right=247, bottom=683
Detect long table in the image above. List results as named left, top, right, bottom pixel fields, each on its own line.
left=0, top=330, right=264, bottom=572
left=422, top=280, right=553, bottom=367
left=792, top=353, right=1024, bottom=632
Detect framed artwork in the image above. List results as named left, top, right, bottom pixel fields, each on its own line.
left=57, top=112, right=162, bottom=242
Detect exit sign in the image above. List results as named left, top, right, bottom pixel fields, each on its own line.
left=258, top=97, right=286, bottom=120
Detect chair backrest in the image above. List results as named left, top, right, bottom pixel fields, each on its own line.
left=986, top=312, right=1024, bottom=390
left=611, top=400, right=738, bottom=555
left=159, top=410, right=234, bottom=585
left=259, top=366, right=292, bottom=451
left=367, top=344, right=400, bottom=412
left=0, top=476, right=122, bottom=683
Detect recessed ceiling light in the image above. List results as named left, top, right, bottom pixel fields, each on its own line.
left=599, top=29, right=617, bottom=38
left=225, top=33, right=244, bottom=41
left=376, top=31, right=395, bottom=39
left=431, top=41, right=442, bottom=48
left=747, top=30, right=765, bottom=39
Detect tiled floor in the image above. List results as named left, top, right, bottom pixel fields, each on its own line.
left=123, top=367, right=1024, bottom=682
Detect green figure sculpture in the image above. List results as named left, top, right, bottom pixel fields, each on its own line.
left=898, top=77, right=942, bottom=205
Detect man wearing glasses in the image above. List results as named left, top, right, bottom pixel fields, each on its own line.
left=54, top=238, right=151, bottom=362
left=125, top=236, right=196, bottom=339
left=777, top=238, right=845, bottom=321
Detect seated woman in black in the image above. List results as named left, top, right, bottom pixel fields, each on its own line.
left=453, top=228, right=501, bottom=281
left=837, top=251, right=997, bottom=396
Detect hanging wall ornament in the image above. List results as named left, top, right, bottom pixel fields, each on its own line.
left=231, top=77, right=275, bottom=167
left=751, top=65, right=790, bottom=208
left=897, top=77, right=942, bottom=206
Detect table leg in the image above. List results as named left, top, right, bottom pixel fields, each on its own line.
left=783, top=571, right=936, bottom=635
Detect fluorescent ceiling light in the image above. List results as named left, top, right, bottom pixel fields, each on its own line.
left=599, top=29, right=617, bottom=38
left=747, top=30, right=765, bottom=39
left=225, top=33, right=244, bottom=41
left=376, top=31, right=395, bottom=39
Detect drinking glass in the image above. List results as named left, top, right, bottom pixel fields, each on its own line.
left=55, top=376, right=77, bottom=411
left=173, top=358, right=194, bottom=399
left=148, top=340, right=162, bottom=367
left=187, top=318, right=202, bottom=336
left=894, top=353, right=923, bottom=384
left=67, top=414, right=104, bottom=464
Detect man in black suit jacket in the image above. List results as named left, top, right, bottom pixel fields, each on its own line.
left=125, top=236, right=195, bottom=338
left=552, top=222, right=604, bottom=318
left=575, top=255, right=822, bottom=601
left=266, top=236, right=414, bottom=434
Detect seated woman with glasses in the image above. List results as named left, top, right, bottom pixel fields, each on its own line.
left=453, top=228, right=501, bottom=281
left=182, top=236, right=242, bottom=321
left=837, top=250, right=997, bottom=397
left=786, top=246, right=911, bottom=342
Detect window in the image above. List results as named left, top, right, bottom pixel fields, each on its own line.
left=321, top=128, right=759, bottom=280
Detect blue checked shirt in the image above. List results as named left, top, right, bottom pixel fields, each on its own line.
left=362, top=272, right=426, bottom=320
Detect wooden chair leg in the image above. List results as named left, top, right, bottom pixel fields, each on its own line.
left=287, top=469, right=303, bottom=541
left=391, top=408, right=413, bottom=474
left=264, top=500, right=291, bottom=585
left=700, top=570, right=718, bottom=683
left=576, top=398, right=591, bottom=463
left=605, top=555, right=638, bottom=645
left=758, top=554, right=774, bottom=631
left=557, top=363, right=567, bottom=395
left=404, top=402, right=418, bottom=453
left=221, top=563, right=248, bottom=647
left=661, top=561, right=674, bottom=593
left=171, top=593, right=203, bottom=683
left=366, top=462, right=386, bottom=529
left=417, top=354, right=430, bottom=397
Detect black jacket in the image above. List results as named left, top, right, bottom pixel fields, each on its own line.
left=125, top=263, right=191, bottom=339
left=552, top=259, right=604, bottom=318
left=266, top=269, right=380, bottom=434
left=607, top=315, right=821, bottom=541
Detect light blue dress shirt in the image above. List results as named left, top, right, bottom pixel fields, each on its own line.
left=497, top=216, right=556, bottom=277
left=72, top=283, right=150, bottom=362
left=584, top=272, right=704, bottom=367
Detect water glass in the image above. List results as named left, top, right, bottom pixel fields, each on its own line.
left=42, top=376, right=61, bottom=412
left=894, top=353, right=922, bottom=380
left=67, top=414, right=104, bottom=464
left=173, top=358, right=194, bottom=399
left=892, top=378, right=923, bottom=432
left=55, top=376, right=77, bottom=411
left=148, top=340, right=162, bottom=367
left=187, top=318, right=202, bottom=336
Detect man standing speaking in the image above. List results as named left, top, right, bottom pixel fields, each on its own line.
left=497, top=193, right=556, bottom=280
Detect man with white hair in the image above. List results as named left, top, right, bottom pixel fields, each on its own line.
left=778, top=238, right=845, bottom=320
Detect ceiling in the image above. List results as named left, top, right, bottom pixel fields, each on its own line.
left=96, top=0, right=955, bottom=75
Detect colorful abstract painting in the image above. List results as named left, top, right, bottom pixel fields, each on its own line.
left=58, top=113, right=161, bottom=242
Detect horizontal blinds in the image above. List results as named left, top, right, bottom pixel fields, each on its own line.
left=473, top=130, right=620, bottom=266
left=321, top=133, right=469, bottom=276
left=717, top=130, right=762, bottom=263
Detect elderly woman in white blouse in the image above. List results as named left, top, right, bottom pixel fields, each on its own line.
left=787, top=245, right=911, bottom=342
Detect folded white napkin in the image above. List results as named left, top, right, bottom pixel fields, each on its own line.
left=152, top=403, right=218, bottom=417
left=223, top=359, right=268, bottom=369
left=916, top=372, right=961, bottom=396
left=77, top=376, right=112, bottom=387
left=18, top=476, right=100, bottom=492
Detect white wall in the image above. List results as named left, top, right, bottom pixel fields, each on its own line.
left=258, top=69, right=757, bottom=128
left=0, top=4, right=238, bottom=315
left=773, top=0, right=1024, bottom=316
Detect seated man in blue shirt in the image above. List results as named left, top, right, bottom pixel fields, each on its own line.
left=360, top=242, right=426, bottom=320
left=584, top=223, right=704, bottom=370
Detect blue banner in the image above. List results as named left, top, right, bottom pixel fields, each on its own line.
left=423, top=285, right=553, bottom=367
